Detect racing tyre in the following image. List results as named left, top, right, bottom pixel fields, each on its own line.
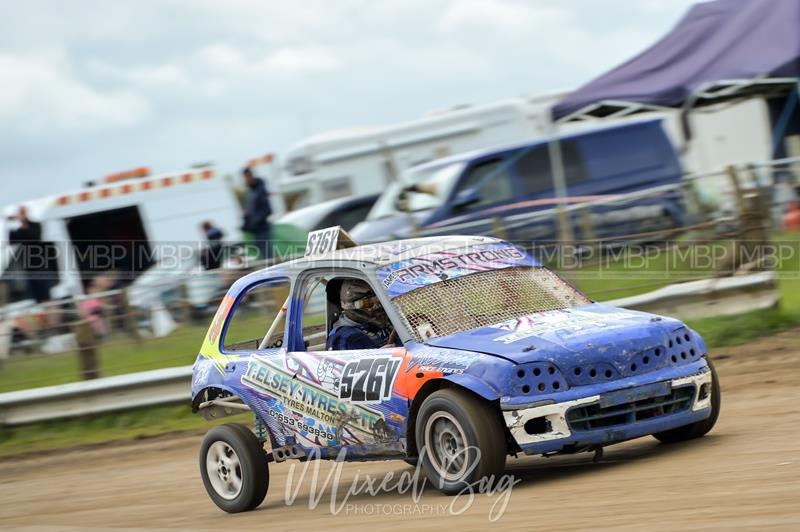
left=200, top=423, right=269, bottom=513
left=416, top=388, right=506, bottom=494
left=654, top=358, right=721, bottom=443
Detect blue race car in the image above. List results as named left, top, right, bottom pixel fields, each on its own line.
left=191, top=231, right=720, bottom=513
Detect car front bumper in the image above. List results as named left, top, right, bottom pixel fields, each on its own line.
left=502, top=365, right=713, bottom=455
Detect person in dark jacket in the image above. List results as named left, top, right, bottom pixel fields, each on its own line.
left=326, top=280, right=396, bottom=351
left=8, top=206, right=50, bottom=303
left=200, top=221, right=224, bottom=270
left=241, top=167, right=272, bottom=260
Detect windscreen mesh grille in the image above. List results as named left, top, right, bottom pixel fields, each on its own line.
left=393, top=266, right=591, bottom=341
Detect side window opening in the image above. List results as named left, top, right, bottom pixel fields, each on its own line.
left=295, top=274, right=399, bottom=352
left=298, top=275, right=330, bottom=351
left=579, top=126, right=664, bottom=178
left=222, top=279, right=290, bottom=352
left=514, top=146, right=552, bottom=196
left=315, top=200, right=373, bottom=232
left=455, top=158, right=515, bottom=211
left=514, top=140, right=587, bottom=197
left=560, top=140, right=588, bottom=187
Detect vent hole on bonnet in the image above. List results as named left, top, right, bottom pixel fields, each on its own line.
left=573, top=367, right=582, bottom=376
left=655, top=348, right=662, bottom=357
left=684, top=333, right=690, bottom=342
left=669, top=340, right=673, bottom=348
left=690, top=348, right=696, bottom=356
left=547, top=366, right=556, bottom=375
left=676, top=336, right=682, bottom=345
left=671, top=355, right=678, bottom=363
left=630, top=363, right=637, bottom=372
left=552, top=381, right=560, bottom=390
left=537, top=383, right=546, bottom=392
left=681, top=352, right=687, bottom=359
left=522, top=385, right=531, bottom=394
left=517, top=370, right=525, bottom=379
left=589, top=368, right=597, bottom=378
left=533, top=368, right=542, bottom=376
left=643, top=356, right=650, bottom=364
left=605, top=369, right=613, bottom=378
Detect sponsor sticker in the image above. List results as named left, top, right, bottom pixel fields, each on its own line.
left=339, top=357, right=401, bottom=403
left=207, top=294, right=234, bottom=345
left=193, top=363, right=211, bottom=386
left=492, top=309, right=642, bottom=344
left=377, top=242, right=536, bottom=297
left=405, top=351, right=479, bottom=375
left=241, top=355, right=387, bottom=442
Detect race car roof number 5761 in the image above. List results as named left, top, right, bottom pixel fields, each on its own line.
left=304, top=226, right=356, bottom=257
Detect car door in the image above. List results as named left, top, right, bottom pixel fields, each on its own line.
left=282, top=273, right=409, bottom=458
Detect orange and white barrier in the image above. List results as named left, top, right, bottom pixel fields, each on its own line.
left=54, top=169, right=215, bottom=206
left=102, top=167, right=151, bottom=183
left=246, top=153, right=274, bottom=168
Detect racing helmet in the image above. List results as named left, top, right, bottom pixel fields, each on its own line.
left=340, top=280, right=388, bottom=328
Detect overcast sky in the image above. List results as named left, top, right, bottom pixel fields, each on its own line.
left=0, top=0, right=699, bottom=204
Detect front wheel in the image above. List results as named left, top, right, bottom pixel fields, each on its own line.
left=654, top=358, right=721, bottom=443
left=199, top=423, right=269, bottom=513
left=416, top=388, right=506, bottom=494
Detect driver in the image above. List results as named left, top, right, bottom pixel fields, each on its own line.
left=327, top=280, right=396, bottom=351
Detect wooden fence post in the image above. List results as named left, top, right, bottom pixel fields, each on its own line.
left=490, top=217, right=509, bottom=241
left=577, top=205, right=595, bottom=243
left=177, top=282, right=192, bottom=324
left=681, top=179, right=705, bottom=224
left=725, top=165, right=745, bottom=217
left=120, top=289, right=141, bottom=343
left=73, top=319, right=100, bottom=380
left=556, top=207, right=575, bottom=245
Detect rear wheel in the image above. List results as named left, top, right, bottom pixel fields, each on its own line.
left=654, top=358, right=721, bottom=443
left=415, top=388, right=506, bottom=494
left=200, top=423, right=269, bottom=513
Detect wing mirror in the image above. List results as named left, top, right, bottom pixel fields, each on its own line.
left=451, top=188, right=481, bottom=211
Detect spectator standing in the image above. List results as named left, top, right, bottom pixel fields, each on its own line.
left=78, top=275, right=113, bottom=339
left=8, top=206, right=51, bottom=304
left=241, top=167, right=273, bottom=260
left=200, top=220, right=225, bottom=270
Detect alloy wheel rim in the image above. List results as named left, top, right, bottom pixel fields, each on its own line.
left=206, top=441, right=243, bottom=500
left=424, top=411, right=470, bottom=482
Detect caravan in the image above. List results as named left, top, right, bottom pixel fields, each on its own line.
left=278, top=95, right=563, bottom=210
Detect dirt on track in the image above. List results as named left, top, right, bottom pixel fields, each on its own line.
left=1, top=330, right=799, bottom=531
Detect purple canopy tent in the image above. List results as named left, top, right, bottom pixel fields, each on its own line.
left=544, top=0, right=800, bottom=239
left=553, top=0, right=800, bottom=124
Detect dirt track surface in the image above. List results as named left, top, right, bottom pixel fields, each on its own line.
left=2, top=331, right=800, bottom=531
